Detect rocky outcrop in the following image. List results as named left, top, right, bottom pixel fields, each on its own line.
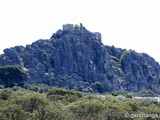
left=0, top=24, right=160, bottom=93
left=0, top=40, right=55, bottom=84
left=107, top=46, right=160, bottom=93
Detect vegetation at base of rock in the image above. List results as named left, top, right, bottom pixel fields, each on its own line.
left=92, top=81, right=104, bottom=93
left=0, top=86, right=160, bottom=120
left=0, top=65, right=24, bottom=87
left=139, top=90, right=155, bottom=97
left=47, top=88, right=82, bottom=104
left=0, top=89, right=12, bottom=100
left=23, top=83, right=52, bottom=93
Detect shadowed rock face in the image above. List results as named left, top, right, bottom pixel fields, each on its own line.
left=0, top=25, right=160, bottom=93
left=107, top=46, right=160, bottom=93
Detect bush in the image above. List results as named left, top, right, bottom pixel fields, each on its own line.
left=93, top=82, right=104, bottom=93
left=120, top=50, right=131, bottom=62
left=0, top=85, right=5, bottom=89
left=111, top=56, right=120, bottom=63
left=74, top=24, right=80, bottom=30
left=47, top=88, right=82, bottom=98
left=34, top=106, right=71, bottom=120
left=0, top=89, right=12, bottom=100
left=37, top=84, right=52, bottom=93
left=0, top=105, right=28, bottom=120
left=23, top=84, right=51, bottom=93
left=47, top=88, right=82, bottom=103
left=111, top=90, right=120, bottom=96
left=0, top=65, right=24, bottom=87
left=23, top=84, right=38, bottom=92
left=67, top=99, right=105, bottom=119
left=15, top=93, right=49, bottom=112
left=139, top=90, right=154, bottom=96
left=123, top=93, right=132, bottom=98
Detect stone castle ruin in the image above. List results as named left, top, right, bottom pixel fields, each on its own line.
left=93, top=32, right=101, bottom=42
left=62, top=23, right=102, bottom=42
left=63, top=24, right=74, bottom=31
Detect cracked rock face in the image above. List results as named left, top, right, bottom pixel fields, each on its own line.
left=0, top=25, right=160, bottom=93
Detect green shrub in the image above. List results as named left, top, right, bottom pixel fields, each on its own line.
left=15, top=93, right=48, bottom=112
left=93, top=81, right=104, bottom=93
left=74, top=24, right=80, bottom=30
left=123, top=93, right=132, bottom=98
left=47, top=88, right=82, bottom=103
left=0, top=65, right=24, bottom=87
left=123, top=49, right=131, bottom=55
left=120, top=50, right=131, bottom=62
left=82, top=87, right=93, bottom=93
left=0, top=105, right=28, bottom=120
left=47, top=88, right=82, bottom=98
left=0, top=89, right=12, bottom=100
left=23, top=84, right=38, bottom=92
left=139, top=90, right=154, bottom=96
left=67, top=99, right=105, bottom=120
left=0, top=85, right=5, bottom=89
left=111, top=56, right=120, bottom=63
left=111, top=90, right=120, bottom=96
left=34, top=106, right=71, bottom=120
left=23, top=84, right=51, bottom=93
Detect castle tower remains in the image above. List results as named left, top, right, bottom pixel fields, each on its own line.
left=93, top=32, right=102, bottom=42
left=63, top=24, right=74, bottom=30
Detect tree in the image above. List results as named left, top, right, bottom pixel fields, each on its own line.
left=47, top=88, right=82, bottom=104
left=67, top=99, right=104, bottom=119
left=15, top=93, right=48, bottom=112
left=0, top=65, right=24, bottom=87
left=0, top=89, right=12, bottom=100
left=93, top=82, right=104, bottom=93
left=0, top=105, right=28, bottom=120
left=74, top=24, right=80, bottom=30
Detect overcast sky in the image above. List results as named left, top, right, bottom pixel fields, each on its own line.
left=0, top=0, right=160, bottom=62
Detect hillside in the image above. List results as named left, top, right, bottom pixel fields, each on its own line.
left=0, top=23, right=160, bottom=94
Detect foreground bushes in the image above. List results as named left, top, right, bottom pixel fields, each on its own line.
left=47, top=88, right=82, bottom=104
left=0, top=87, right=160, bottom=120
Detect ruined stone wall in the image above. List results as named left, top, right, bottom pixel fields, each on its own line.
left=63, top=24, right=74, bottom=30
left=93, top=32, right=101, bottom=41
